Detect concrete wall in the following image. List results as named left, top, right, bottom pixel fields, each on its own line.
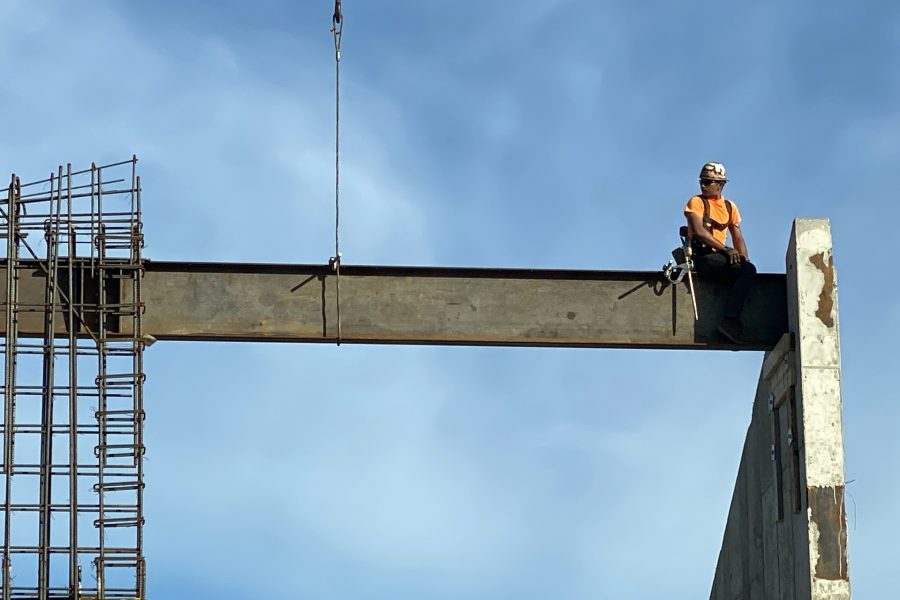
left=710, top=220, right=850, bottom=599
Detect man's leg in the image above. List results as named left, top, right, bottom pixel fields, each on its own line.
left=694, top=252, right=731, bottom=280
left=695, top=253, right=757, bottom=342
left=723, top=259, right=757, bottom=320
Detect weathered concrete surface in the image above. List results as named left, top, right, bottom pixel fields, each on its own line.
left=709, top=334, right=811, bottom=599
left=710, top=219, right=850, bottom=599
left=0, top=261, right=788, bottom=349
left=789, top=220, right=850, bottom=598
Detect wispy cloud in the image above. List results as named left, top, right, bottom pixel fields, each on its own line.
left=1, top=1, right=897, bottom=598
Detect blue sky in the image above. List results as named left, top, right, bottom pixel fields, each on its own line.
left=1, top=1, right=898, bottom=598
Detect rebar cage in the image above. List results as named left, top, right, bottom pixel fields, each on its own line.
left=0, top=158, right=145, bottom=599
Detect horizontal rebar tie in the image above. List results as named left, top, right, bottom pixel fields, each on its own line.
left=94, top=480, right=144, bottom=493
left=2, top=504, right=139, bottom=512
left=96, top=372, right=145, bottom=381
left=94, top=443, right=145, bottom=458
left=93, top=516, right=144, bottom=529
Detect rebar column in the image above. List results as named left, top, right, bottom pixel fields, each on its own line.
left=0, top=157, right=145, bottom=599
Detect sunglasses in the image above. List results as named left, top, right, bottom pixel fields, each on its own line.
left=700, top=179, right=726, bottom=185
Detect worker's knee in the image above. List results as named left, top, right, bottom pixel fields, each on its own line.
left=742, top=260, right=757, bottom=276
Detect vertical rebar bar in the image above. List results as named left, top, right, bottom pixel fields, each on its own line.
left=90, top=164, right=97, bottom=276
left=66, top=162, right=80, bottom=597
left=2, top=175, right=21, bottom=600
left=37, top=169, right=62, bottom=600
left=134, top=172, right=146, bottom=599
left=95, top=164, right=108, bottom=598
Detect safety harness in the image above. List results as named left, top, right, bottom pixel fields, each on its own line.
left=692, top=196, right=733, bottom=254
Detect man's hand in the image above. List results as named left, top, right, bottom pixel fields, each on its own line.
left=723, top=247, right=742, bottom=265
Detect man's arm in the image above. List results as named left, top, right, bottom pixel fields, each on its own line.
left=731, top=223, right=749, bottom=260
left=685, top=212, right=728, bottom=251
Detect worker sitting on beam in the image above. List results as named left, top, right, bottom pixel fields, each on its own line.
left=683, top=161, right=757, bottom=343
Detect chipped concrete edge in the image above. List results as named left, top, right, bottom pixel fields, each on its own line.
left=787, top=219, right=851, bottom=598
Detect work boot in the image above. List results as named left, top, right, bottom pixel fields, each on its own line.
left=717, top=317, right=744, bottom=344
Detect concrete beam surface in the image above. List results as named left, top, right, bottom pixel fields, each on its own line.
left=0, top=262, right=787, bottom=349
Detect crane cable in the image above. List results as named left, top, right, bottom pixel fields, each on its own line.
left=330, top=0, right=343, bottom=344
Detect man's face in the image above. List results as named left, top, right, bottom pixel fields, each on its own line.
left=700, top=178, right=725, bottom=198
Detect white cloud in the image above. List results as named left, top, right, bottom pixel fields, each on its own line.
left=1, top=1, right=896, bottom=598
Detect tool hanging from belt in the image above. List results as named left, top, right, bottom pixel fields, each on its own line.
left=662, top=226, right=699, bottom=321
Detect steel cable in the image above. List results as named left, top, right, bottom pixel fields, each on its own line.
left=331, top=0, right=343, bottom=344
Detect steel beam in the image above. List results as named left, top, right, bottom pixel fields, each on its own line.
left=1, top=260, right=787, bottom=349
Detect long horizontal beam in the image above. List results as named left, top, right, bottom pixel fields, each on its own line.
left=1, top=261, right=787, bottom=350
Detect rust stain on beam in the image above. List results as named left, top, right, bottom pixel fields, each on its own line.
left=809, top=485, right=849, bottom=581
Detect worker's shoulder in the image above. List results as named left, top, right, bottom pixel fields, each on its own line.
left=684, top=194, right=703, bottom=207
left=722, top=197, right=742, bottom=225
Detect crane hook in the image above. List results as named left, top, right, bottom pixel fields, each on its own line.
left=331, top=0, right=343, bottom=61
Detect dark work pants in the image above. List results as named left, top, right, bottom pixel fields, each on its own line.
left=694, top=252, right=757, bottom=321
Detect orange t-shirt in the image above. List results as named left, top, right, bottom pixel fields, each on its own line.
left=683, top=195, right=741, bottom=246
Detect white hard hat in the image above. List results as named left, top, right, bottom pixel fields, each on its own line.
left=699, top=162, right=727, bottom=182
